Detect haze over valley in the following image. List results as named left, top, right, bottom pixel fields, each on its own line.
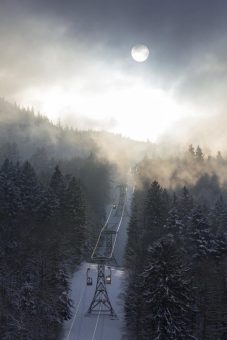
left=1, top=1, right=227, bottom=339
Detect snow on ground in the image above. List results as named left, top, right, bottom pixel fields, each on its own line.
left=62, top=184, right=133, bottom=340
left=63, top=262, right=127, bottom=340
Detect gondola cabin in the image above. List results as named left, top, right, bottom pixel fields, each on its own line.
left=86, top=268, right=93, bottom=286
left=106, top=275, right=111, bottom=284
left=106, top=266, right=111, bottom=284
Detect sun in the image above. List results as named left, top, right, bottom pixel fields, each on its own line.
left=131, top=44, right=149, bottom=62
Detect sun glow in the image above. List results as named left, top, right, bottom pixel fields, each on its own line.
left=131, top=44, right=149, bottom=62
left=19, top=76, right=189, bottom=142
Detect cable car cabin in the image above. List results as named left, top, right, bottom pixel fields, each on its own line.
left=106, top=275, right=111, bottom=284
left=106, top=266, right=111, bottom=284
left=86, top=268, right=93, bottom=286
left=87, top=277, right=92, bottom=286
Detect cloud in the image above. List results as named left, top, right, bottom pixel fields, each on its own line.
left=1, top=0, right=227, bottom=147
left=158, top=108, right=227, bottom=157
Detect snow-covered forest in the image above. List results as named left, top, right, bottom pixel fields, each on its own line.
left=0, top=99, right=227, bottom=339
left=124, top=150, right=227, bottom=339
left=0, top=99, right=115, bottom=339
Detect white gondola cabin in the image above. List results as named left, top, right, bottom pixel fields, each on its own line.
left=106, top=266, right=111, bottom=284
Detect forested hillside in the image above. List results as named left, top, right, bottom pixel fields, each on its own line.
left=0, top=98, right=97, bottom=161
left=125, top=148, right=227, bottom=339
left=0, top=98, right=155, bottom=173
left=0, top=161, right=85, bottom=338
left=0, top=99, right=116, bottom=339
left=1, top=98, right=227, bottom=339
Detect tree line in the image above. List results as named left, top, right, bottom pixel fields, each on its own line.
left=0, top=151, right=114, bottom=339
left=125, top=150, right=227, bottom=339
left=0, top=99, right=118, bottom=339
left=0, top=159, right=88, bottom=338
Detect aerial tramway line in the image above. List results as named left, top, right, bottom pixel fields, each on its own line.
left=86, top=184, right=128, bottom=318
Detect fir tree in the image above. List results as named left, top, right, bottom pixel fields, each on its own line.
left=144, top=181, right=168, bottom=243
left=20, top=161, right=42, bottom=214
left=49, top=165, right=66, bottom=205
left=195, top=146, right=204, bottom=163
left=177, top=186, right=193, bottom=224
left=187, top=206, right=226, bottom=260
left=164, top=206, right=184, bottom=242
left=210, top=195, right=227, bottom=236
left=141, top=237, right=195, bottom=340
left=125, top=193, right=142, bottom=269
left=124, top=271, right=145, bottom=340
left=63, top=177, right=86, bottom=260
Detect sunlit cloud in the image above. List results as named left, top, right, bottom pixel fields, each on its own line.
left=1, top=1, right=227, bottom=147
left=16, top=68, right=191, bottom=142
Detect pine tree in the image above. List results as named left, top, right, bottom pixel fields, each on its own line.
left=177, top=186, right=193, bottom=224
left=48, top=166, right=67, bottom=244
left=20, top=161, right=42, bottom=214
left=124, top=270, right=145, bottom=340
left=63, top=177, right=86, bottom=260
left=164, top=206, right=185, bottom=242
left=37, top=187, right=58, bottom=223
left=187, top=206, right=227, bottom=340
left=195, top=146, right=204, bottom=163
left=125, top=193, right=142, bottom=269
left=143, top=181, right=168, bottom=244
left=141, top=237, right=195, bottom=340
left=186, top=206, right=226, bottom=260
left=210, top=195, right=227, bottom=236
left=49, top=165, right=66, bottom=205
left=186, top=206, right=213, bottom=259
left=0, top=160, right=21, bottom=220
left=162, top=188, right=170, bottom=211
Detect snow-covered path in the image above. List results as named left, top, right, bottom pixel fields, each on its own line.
left=62, top=185, right=133, bottom=340
left=63, top=263, right=126, bottom=340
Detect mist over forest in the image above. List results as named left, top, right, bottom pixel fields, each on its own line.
left=0, top=95, right=226, bottom=339
left=1, top=0, right=227, bottom=338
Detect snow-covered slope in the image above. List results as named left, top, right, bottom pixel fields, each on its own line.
left=62, top=185, right=133, bottom=339
left=63, top=263, right=127, bottom=340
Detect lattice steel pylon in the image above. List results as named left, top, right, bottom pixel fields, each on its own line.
left=87, top=262, right=117, bottom=317
left=87, top=183, right=128, bottom=318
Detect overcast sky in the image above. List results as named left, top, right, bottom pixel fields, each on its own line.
left=1, top=0, right=227, bottom=146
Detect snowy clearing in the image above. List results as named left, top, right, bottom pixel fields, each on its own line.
left=63, top=263, right=127, bottom=340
